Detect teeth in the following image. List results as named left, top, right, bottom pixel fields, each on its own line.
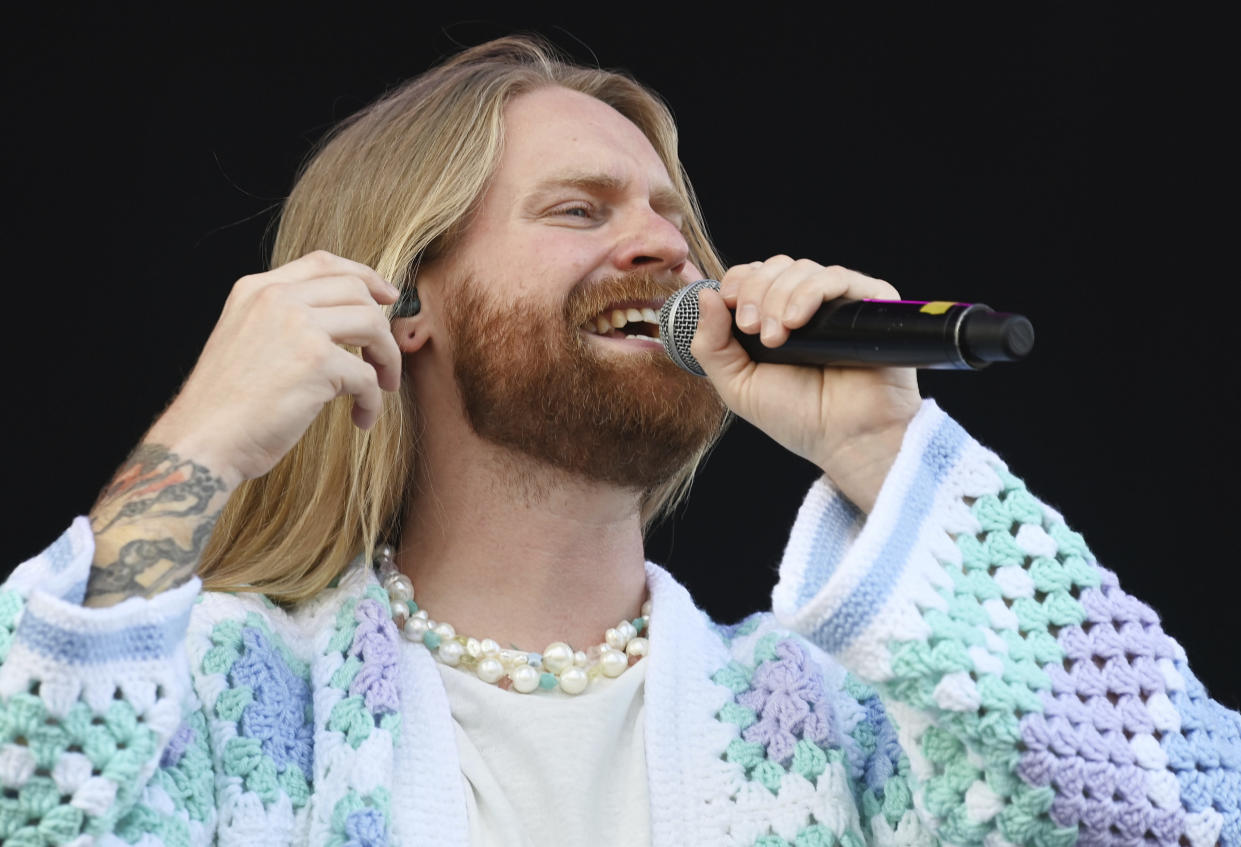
left=585, top=306, right=660, bottom=336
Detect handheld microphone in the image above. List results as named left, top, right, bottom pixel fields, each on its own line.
left=658, top=279, right=1034, bottom=376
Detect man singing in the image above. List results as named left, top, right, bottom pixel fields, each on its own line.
left=1, top=36, right=1236, bottom=847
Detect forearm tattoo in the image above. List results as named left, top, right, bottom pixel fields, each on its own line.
left=85, top=444, right=229, bottom=606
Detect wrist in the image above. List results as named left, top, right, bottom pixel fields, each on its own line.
left=86, top=440, right=235, bottom=606
left=814, top=417, right=911, bottom=514
left=144, top=414, right=245, bottom=492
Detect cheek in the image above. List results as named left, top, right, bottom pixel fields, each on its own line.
left=526, top=231, right=609, bottom=279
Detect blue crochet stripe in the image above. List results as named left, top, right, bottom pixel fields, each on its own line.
left=62, top=578, right=88, bottom=604
left=46, top=531, right=74, bottom=573
left=810, top=415, right=966, bottom=653
left=1166, top=658, right=1241, bottom=843
left=15, top=606, right=193, bottom=664
left=795, top=495, right=864, bottom=608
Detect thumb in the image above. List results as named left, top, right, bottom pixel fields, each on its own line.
left=689, top=286, right=755, bottom=389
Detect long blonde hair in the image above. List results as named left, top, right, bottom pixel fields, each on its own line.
left=197, top=36, right=727, bottom=603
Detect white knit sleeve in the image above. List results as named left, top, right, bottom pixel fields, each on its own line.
left=1, top=519, right=208, bottom=844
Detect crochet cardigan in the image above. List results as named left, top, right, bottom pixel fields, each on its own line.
left=1, top=401, right=1238, bottom=847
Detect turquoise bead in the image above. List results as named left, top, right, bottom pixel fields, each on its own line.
left=539, top=673, right=558, bottom=690
left=407, top=600, right=418, bottom=614
left=633, top=617, right=647, bottom=633
left=423, top=631, right=441, bottom=649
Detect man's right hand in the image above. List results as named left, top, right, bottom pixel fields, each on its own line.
left=146, top=250, right=403, bottom=487
left=83, top=251, right=402, bottom=606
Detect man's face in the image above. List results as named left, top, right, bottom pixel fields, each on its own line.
left=433, top=86, right=726, bottom=489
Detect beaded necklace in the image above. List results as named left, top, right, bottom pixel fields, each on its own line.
left=374, top=545, right=650, bottom=695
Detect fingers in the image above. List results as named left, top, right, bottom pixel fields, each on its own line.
left=719, top=257, right=900, bottom=348
left=330, top=350, right=386, bottom=430
left=316, top=306, right=403, bottom=392
left=255, top=251, right=406, bottom=394
left=233, top=252, right=406, bottom=428
left=273, top=250, right=400, bottom=304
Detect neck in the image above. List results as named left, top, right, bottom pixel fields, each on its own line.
left=395, top=438, right=649, bottom=652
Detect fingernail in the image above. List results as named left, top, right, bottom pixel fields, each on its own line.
left=386, top=281, right=400, bottom=297
left=737, top=303, right=758, bottom=328
left=761, top=317, right=779, bottom=343
left=783, top=300, right=801, bottom=321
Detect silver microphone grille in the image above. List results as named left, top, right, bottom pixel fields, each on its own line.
left=657, top=279, right=721, bottom=376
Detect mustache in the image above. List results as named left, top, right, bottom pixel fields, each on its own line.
left=564, top=271, right=684, bottom=327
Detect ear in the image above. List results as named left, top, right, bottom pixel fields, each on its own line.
left=391, top=307, right=432, bottom=354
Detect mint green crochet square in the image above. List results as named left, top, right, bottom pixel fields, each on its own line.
left=214, top=685, right=254, bottom=722
left=331, top=656, right=364, bottom=690
left=971, top=494, right=1013, bottom=531
left=329, top=599, right=361, bottom=653
left=364, top=584, right=390, bottom=609
left=223, top=736, right=263, bottom=777
left=711, top=661, right=753, bottom=694
left=17, top=777, right=60, bottom=825
left=1061, top=554, right=1101, bottom=589
left=245, top=756, right=281, bottom=805
left=37, top=804, right=85, bottom=844
left=201, top=644, right=240, bottom=676
left=752, top=759, right=786, bottom=793
left=983, top=530, right=1026, bottom=568
left=841, top=673, right=875, bottom=702
left=717, top=701, right=757, bottom=730
left=724, top=737, right=766, bottom=770
left=28, top=722, right=69, bottom=772
left=0, top=590, right=21, bottom=629
left=4, top=826, right=43, bottom=847
left=957, top=534, right=992, bottom=571
left=1048, top=521, right=1090, bottom=558
left=210, top=618, right=245, bottom=649
left=881, top=774, right=914, bottom=824
left=790, top=739, right=828, bottom=782
left=1001, top=488, right=1044, bottom=523
left=279, top=763, right=312, bottom=809
left=0, top=692, right=45, bottom=741
left=102, top=747, right=150, bottom=788
left=753, top=631, right=783, bottom=664
left=328, top=695, right=373, bottom=748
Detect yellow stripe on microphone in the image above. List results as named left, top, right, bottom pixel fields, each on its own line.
left=918, top=301, right=957, bottom=315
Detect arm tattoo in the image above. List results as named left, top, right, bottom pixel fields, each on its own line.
left=86, top=444, right=230, bottom=606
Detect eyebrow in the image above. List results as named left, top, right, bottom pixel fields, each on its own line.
left=527, top=171, right=690, bottom=223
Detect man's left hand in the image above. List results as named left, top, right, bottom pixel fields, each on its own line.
left=690, top=256, right=922, bottom=513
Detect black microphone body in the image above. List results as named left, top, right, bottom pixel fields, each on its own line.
left=657, top=279, right=1034, bottom=376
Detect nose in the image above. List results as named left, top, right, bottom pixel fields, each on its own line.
left=609, top=205, right=691, bottom=275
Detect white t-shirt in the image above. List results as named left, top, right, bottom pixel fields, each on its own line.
left=436, top=659, right=651, bottom=846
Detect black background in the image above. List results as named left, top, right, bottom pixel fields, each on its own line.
left=4, top=6, right=1236, bottom=706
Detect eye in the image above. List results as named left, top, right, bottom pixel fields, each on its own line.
left=549, top=202, right=593, bottom=219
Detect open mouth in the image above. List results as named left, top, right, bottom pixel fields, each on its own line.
left=580, top=302, right=662, bottom=341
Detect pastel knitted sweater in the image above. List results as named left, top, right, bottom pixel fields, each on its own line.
left=1, top=401, right=1238, bottom=846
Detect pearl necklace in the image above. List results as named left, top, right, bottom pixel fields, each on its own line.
left=375, top=545, right=651, bottom=695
